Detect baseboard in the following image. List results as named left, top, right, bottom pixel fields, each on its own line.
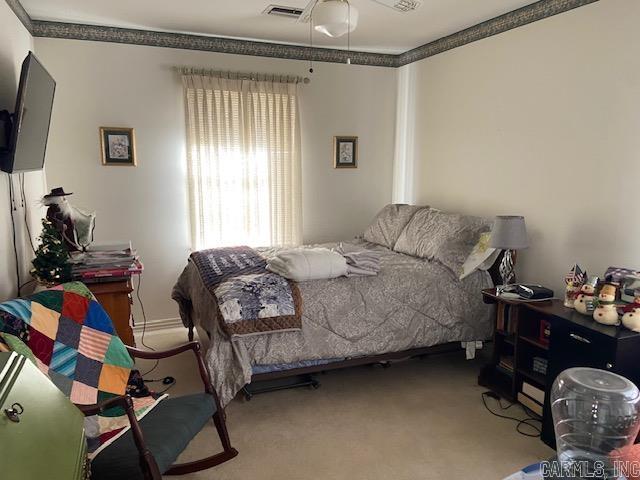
left=132, top=317, right=183, bottom=333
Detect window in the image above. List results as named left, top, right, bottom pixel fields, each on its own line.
left=183, top=74, right=302, bottom=250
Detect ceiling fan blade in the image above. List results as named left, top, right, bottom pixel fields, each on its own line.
left=297, top=0, right=318, bottom=24
left=370, top=0, right=422, bottom=12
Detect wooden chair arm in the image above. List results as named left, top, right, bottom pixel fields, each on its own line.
left=78, top=394, right=131, bottom=417
left=77, top=394, right=162, bottom=480
left=127, top=341, right=223, bottom=410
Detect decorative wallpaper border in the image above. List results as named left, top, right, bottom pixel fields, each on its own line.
left=6, top=0, right=600, bottom=68
left=397, top=0, right=600, bottom=66
left=30, top=21, right=397, bottom=67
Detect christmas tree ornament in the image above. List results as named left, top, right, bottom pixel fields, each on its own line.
left=30, top=218, right=72, bottom=286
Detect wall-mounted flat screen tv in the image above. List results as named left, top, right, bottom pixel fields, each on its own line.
left=0, top=51, right=56, bottom=173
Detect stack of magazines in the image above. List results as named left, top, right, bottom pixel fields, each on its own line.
left=70, top=241, right=143, bottom=281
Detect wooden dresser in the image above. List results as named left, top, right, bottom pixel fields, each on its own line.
left=479, top=288, right=640, bottom=449
left=86, top=279, right=136, bottom=346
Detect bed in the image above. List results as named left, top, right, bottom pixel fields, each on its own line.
left=173, top=205, right=500, bottom=406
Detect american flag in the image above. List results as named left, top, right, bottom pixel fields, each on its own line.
left=565, top=264, right=586, bottom=285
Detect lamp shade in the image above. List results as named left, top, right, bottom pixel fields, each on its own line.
left=313, top=0, right=358, bottom=38
left=490, top=215, right=528, bottom=250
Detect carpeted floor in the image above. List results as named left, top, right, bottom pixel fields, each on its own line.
left=135, top=328, right=552, bottom=480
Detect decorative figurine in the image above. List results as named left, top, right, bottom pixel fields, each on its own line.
left=622, top=290, right=640, bottom=332
left=574, top=276, right=598, bottom=315
left=43, top=187, right=95, bottom=252
left=593, top=284, right=620, bottom=326
left=564, top=264, right=586, bottom=308
left=565, top=282, right=579, bottom=308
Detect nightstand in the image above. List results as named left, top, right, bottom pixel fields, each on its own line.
left=478, top=288, right=640, bottom=448
left=478, top=288, right=551, bottom=404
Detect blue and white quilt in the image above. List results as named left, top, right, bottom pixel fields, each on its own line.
left=189, top=246, right=302, bottom=337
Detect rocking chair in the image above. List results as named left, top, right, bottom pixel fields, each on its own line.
left=82, top=342, right=238, bottom=480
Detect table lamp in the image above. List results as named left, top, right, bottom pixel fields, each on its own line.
left=489, top=215, right=528, bottom=292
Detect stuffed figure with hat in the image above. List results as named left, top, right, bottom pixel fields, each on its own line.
left=622, top=290, right=640, bottom=332
left=593, top=284, right=620, bottom=326
left=43, top=187, right=95, bottom=252
left=574, top=276, right=598, bottom=315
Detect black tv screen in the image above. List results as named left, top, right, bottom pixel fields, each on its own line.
left=0, top=52, right=56, bottom=173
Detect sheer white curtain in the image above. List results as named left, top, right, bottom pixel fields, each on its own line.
left=183, top=72, right=302, bottom=250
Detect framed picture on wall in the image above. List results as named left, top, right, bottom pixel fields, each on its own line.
left=100, top=127, right=137, bottom=166
left=333, top=136, right=358, bottom=169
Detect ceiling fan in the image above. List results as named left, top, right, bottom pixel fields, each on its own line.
left=297, top=0, right=422, bottom=38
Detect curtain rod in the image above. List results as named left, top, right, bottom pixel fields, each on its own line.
left=175, top=67, right=310, bottom=84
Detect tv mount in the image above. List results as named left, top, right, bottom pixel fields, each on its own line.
left=0, top=109, right=14, bottom=155
left=0, top=109, right=16, bottom=172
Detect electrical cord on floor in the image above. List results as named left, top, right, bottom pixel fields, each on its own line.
left=133, top=274, right=163, bottom=378
left=19, top=279, right=35, bottom=291
left=19, top=172, right=35, bottom=254
left=481, top=391, right=542, bottom=437
left=143, top=376, right=177, bottom=395
left=136, top=274, right=153, bottom=350
left=7, top=174, right=21, bottom=296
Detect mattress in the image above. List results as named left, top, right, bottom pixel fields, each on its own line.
left=173, top=240, right=494, bottom=406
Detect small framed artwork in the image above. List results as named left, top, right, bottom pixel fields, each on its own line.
left=100, top=127, right=137, bottom=166
left=333, top=136, right=358, bottom=169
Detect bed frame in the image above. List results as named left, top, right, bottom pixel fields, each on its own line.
left=188, top=253, right=504, bottom=400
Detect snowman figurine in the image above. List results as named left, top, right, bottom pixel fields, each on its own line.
left=574, top=276, right=598, bottom=315
left=593, top=284, right=620, bottom=326
left=622, top=290, right=640, bottom=332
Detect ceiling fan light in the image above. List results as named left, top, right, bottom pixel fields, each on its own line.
left=313, top=0, right=358, bottom=38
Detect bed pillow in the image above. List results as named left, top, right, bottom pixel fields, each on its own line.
left=393, top=208, right=492, bottom=273
left=362, top=204, right=426, bottom=249
left=459, top=232, right=500, bottom=280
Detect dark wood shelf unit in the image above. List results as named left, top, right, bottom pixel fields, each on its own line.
left=520, top=335, right=548, bottom=351
left=496, top=330, right=516, bottom=346
left=479, top=288, right=640, bottom=449
left=516, top=368, right=545, bottom=388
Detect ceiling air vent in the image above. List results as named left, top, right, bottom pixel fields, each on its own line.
left=372, top=0, right=422, bottom=12
left=263, top=5, right=305, bottom=19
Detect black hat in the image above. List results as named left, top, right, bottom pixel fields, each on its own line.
left=44, top=187, right=73, bottom=198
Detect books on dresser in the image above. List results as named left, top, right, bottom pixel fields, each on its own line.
left=517, top=393, right=543, bottom=416
left=70, top=241, right=143, bottom=280
left=522, top=381, right=545, bottom=404
left=519, top=382, right=545, bottom=416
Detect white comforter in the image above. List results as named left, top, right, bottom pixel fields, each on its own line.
left=266, top=247, right=348, bottom=282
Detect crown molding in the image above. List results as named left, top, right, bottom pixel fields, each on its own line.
left=5, top=0, right=32, bottom=33
left=6, top=0, right=599, bottom=68
left=397, top=0, right=600, bottom=66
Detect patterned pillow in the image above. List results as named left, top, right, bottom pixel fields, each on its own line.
left=394, top=208, right=491, bottom=273
left=459, top=232, right=500, bottom=280
left=363, top=204, right=426, bottom=249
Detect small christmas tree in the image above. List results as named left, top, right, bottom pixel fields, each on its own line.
left=31, top=218, right=72, bottom=285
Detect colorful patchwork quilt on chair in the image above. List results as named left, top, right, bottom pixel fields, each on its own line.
left=0, top=282, right=166, bottom=459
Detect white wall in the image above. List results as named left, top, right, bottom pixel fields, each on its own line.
left=0, top=2, right=46, bottom=301
left=34, top=38, right=397, bottom=321
left=407, top=0, right=639, bottom=295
